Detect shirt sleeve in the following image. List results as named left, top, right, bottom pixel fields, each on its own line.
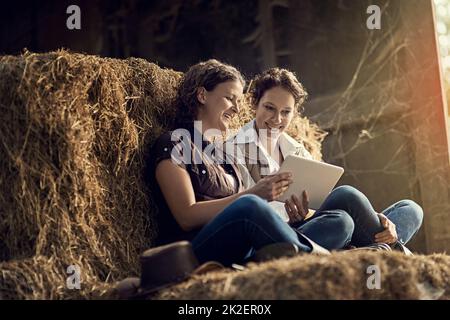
left=268, top=201, right=290, bottom=222
left=235, top=163, right=256, bottom=189
left=151, top=132, right=187, bottom=170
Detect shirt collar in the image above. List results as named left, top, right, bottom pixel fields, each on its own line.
left=278, top=132, right=304, bottom=158
left=232, top=119, right=303, bottom=153
left=231, top=119, right=260, bottom=145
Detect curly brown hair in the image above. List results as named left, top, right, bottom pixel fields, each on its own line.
left=250, top=68, right=308, bottom=112
left=174, top=59, right=245, bottom=129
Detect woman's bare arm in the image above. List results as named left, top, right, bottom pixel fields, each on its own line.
left=155, top=159, right=250, bottom=231
left=155, top=159, right=293, bottom=231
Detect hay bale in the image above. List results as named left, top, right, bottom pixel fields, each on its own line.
left=154, top=251, right=450, bottom=300
left=0, top=50, right=181, bottom=299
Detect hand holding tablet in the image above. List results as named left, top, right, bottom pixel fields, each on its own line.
left=277, top=155, right=344, bottom=209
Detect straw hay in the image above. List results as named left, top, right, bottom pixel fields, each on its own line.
left=0, top=50, right=181, bottom=299
left=154, top=251, right=450, bottom=300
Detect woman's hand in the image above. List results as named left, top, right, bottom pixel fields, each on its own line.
left=285, top=190, right=309, bottom=224
left=375, top=213, right=398, bottom=244
left=248, top=172, right=293, bottom=201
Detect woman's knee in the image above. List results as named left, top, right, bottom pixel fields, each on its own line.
left=235, top=194, right=266, bottom=211
left=397, top=199, right=424, bottom=228
left=331, top=210, right=355, bottom=238
left=332, top=185, right=364, bottom=201
left=315, top=210, right=355, bottom=248
left=223, top=194, right=278, bottom=222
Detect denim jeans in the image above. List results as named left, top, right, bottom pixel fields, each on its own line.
left=316, top=185, right=424, bottom=247
left=192, top=194, right=354, bottom=266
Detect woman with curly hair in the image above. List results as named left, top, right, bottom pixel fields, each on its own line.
left=230, top=67, right=423, bottom=253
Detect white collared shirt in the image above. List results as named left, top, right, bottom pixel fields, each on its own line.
left=226, top=120, right=313, bottom=221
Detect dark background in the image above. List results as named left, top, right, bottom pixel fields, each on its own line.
left=0, top=0, right=375, bottom=96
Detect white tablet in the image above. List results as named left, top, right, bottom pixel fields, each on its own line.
left=277, top=155, right=344, bottom=209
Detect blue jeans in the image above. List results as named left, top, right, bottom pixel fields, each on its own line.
left=192, top=194, right=354, bottom=266
left=317, top=185, right=424, bottom=247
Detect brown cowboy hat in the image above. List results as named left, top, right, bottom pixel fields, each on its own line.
left=115, top=241, right=224, bottom=299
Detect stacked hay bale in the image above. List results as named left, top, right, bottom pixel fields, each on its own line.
left=154, top=251, right=450, bottom=300
left=0, top=50, right=180, bottom=299
left=0, top=50, right=326, bottom=299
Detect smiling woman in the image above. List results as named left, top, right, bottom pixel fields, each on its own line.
left=255, top=86, right=295, bottom=143
left=195, top=80, right=243, bottom=134
left=173, top=60, right=245, bottom=132
left=230, top=67, right=424, bottom=253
